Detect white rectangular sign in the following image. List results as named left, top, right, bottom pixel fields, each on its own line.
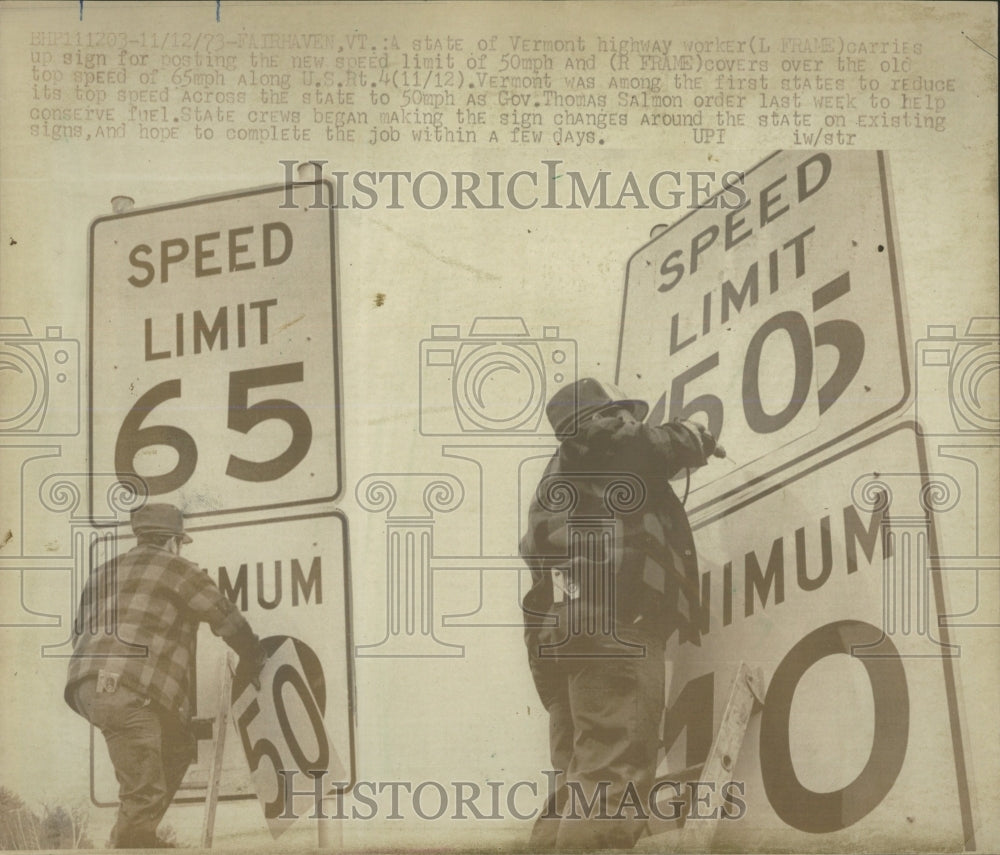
left=659, top=424, right=972, bottom=850
left=230, top=636, right=346, bottom=838
left=616, top=150, right=909, bottom=514
left=90, top=511, right=355, bottom=828
left=89, top=183, right=341, bottom=519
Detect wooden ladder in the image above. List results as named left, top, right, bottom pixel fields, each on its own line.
left=174, top=653, right=235, bottom=848
left=200, top=653, right=235, bottom=848
left=637, top=662, right=766, bottom=852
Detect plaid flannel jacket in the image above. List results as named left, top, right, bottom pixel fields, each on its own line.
left=65, top=543, right=256, bottom=725
left=520, top=416, right=709, bottom=679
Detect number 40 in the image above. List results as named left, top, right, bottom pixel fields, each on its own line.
left=115, top=362, right=313, bottom=495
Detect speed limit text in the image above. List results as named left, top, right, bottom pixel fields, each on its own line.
left=144, top=298, right=277, bottom=362
left=127, top=220, right=293, bottom=362
left=656, top=153, right=830, bottom=295
left=632, top=150, right=875, bottom=447
left=127, top=220, right=293, bottom=286
left=654, top=153, right=831, bottom=354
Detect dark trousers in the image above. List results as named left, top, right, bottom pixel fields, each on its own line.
left=529, top=636, right=666, bottom=850
left=75, top=679, right=194, bottom=848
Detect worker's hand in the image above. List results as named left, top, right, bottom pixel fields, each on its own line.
left=678, top=419, right=718, bottom=461
left=235, top=643, right=268, bottom=692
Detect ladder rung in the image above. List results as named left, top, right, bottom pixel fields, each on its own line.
left=656, top=763, right=706, bottom=782
left=641, top=663, right=766, bottom=850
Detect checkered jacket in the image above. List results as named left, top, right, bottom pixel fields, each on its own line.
left=65, top=543, right=257, bottom=725
left=520, top=415, right=709, bottom=689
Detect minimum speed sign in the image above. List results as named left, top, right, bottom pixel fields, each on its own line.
left=89, top=510, right=355, bottom=816
left=616, top=150, right=909, bottom=515
left=89, top=181, right=340, bottom=519
left=659, top=423, right=973, bottom=850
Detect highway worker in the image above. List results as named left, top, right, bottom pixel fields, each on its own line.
left=520, top=378, right=719, bottom=849
left=65, top=503, right=267, bottom=848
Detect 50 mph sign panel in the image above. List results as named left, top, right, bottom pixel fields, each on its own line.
left=89, top=182, right=341, bottom=519
left=616, top=150, right=909, bottom=515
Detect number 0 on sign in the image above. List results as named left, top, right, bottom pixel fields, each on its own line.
left=616, top=151, right=908, bottom=513
left=231, top=635, right=347, bottom=838
left=89, top=182, right=341, bottom=518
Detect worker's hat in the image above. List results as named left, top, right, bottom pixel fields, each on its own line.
left=130, top=503, right=193, bottom=544
left=545, top=377, right=649, bottom=441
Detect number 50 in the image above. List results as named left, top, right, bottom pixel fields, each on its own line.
left=652, top=272, right=864, bottom=440
left=114, top=362, right=313, bottom=495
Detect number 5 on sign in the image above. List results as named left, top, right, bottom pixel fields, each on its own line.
left=231, top=635, right=347, bottom=838
left=617, top=151, right=909, bottom=511
left=114, top=363, right=313, bottom=494
left=89, top=182, right=341, bottom=520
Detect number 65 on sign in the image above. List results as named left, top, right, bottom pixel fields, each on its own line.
left=89, top=182, right=341, bottom=519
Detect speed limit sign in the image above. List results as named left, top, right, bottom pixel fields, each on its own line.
left=616, top=150, right=908, bottom=514
left=88, top=509, right=355, bottom=820
left=231, top=635, right=347, bottom=838
left=88, top=181, right=340, bottom=518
